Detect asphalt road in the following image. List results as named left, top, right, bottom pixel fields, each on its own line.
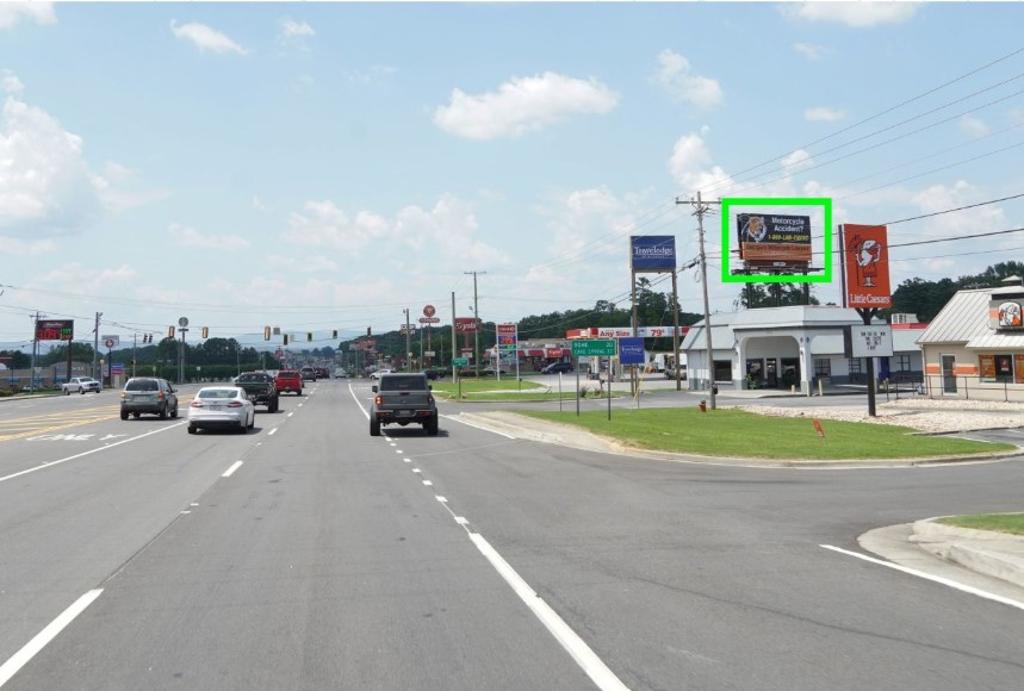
left=1, top=380, right=1023, bottom=690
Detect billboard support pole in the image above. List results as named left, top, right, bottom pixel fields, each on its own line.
left=857, top=308, right=879, bottom=417
left=451, top=292, right=457, bottom=384
left=575, top=357, right=580, bottom=417
left=607, top=359, right=612, bottom=421
left=671, top=268, right=681, bottom=391
left=630, top=268, right=638, bottom=397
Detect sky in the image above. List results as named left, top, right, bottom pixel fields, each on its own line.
left=3, top=1, right=1024, bottom=350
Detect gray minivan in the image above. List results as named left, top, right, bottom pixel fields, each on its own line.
left=120, top=378, right=179, bottom=420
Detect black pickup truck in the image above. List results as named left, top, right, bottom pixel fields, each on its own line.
left=236, top=372, right=280, bottom=413
left=370, top=373, right=438, bottom=436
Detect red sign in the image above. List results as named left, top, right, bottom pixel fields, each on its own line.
left=842, top=224, right=892, bottom=309
left=546, top=348, right=565, bottom=358
left=455, top=317, right=478, bottom=334
left=35, top=319, right=74, bottom=341
left=423, top=304, right=436, bottom=318
left=497, top=323, right=517, bottom=348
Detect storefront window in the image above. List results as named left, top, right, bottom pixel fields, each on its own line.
left=713, top=360, right=732, bottom=382
left=814, top=359, right=831, bottom=377
left=848, top=358, right=863, bottom=374
left=979, top=354, right=1014, bottom=382
left=996, top=354, right=1014, bottom=383
left=895, top=354, right=911, bottom=371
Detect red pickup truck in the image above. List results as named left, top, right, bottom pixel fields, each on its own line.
left=275, top=370, right=303, bottom=396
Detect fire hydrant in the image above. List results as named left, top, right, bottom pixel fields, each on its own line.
left=698, top=400, right=707, bottom=413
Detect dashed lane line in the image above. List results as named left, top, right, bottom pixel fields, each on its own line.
left=222, top=461, right=243, bottom=478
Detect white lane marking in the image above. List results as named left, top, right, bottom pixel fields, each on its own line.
left=268, top=428, right=278, bottom=436
left=412, top=468, right=421, bottom=474
left=454, top=516, right=468, bottom=525
left=190, top=502, right=198, bottom=507
left=179, top=510, right=191, bottom=515
left=395, top=449, right=403, bottom=454
left=403, top=458, right=411, bottom=463
left=436, top=496, right=447, bottom=503
left=0, top=422, right=186, bottom=485
left=389, top=443, right=397, bottom=447
left=298, top=403, right=303, bottom=408
left=287, top=412, right=294, bottom=418
left=347, top=383, right=370, bottom=420
left=255, top=442, right=262, bottom=447
left=441, top=414, right=516, bottom=439
left=422, top=480, right=433, bottom=486
left=468, top=533, right=628, bottom=691
left=222, top=461, right=243, bottom=478
left=0, top=589, right=104, bottom=688
left=820, top=544, right=1024, bottom=612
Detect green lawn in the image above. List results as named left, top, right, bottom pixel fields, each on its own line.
left=938, top=513, right=1024, bottom=536
left=522, top=407, right=1016, bottom=460
left=431, top=377, right=544, bottom=398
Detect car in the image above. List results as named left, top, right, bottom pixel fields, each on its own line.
left=300, top=366, right=317, bottom=382
left=120, top=378, right=178, bottom=419
left=314, top=367, right=330, bottom=379
left=62, top=377, right=101, bottom=394
left=333, top=368, right=350, bottom=379
left=368, top=368, right=392, bottom=380
left=235, top=371, right=279, bottom=412
left=187, top=386, right=255, bottom=434
left=370, top=373, right=438, bottom=436
left=481, top=366, right=511, bottom=377
left=541, top=361, right=573, bottom=374
left=275, top=370, right=303, bottom=395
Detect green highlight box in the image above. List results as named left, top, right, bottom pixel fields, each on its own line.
left=720, top=197, right=832, bottom=284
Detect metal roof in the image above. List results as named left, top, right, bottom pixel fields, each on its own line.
left=916, top=289, right=993, bottom=345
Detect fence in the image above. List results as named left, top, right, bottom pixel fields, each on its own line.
left=922, top=374, right=1024, bottom=403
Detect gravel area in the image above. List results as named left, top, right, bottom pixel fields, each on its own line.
left=738, top=400, right=1024, bottom=434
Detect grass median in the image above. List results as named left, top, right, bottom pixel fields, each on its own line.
left=938, top=513, right=1024, bottom=536
left=431, top=377, right=553, bottom=401
left=522, top=407, right=1015, bottom=461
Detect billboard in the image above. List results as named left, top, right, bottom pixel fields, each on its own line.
left=737, top=213, right=811, bottom=265
left=454, top=317, right=478, bottom=334
left=618, top=337, right=645, bottom=365
left=841, top=224, right=892, bottom=309
left=35, top=319, right=74, bottom=341
left=630, top=235, right=676, bottom=272
left=497, top=323, right=517, bottom=351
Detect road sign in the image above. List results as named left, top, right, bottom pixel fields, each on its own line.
left=423, top=304, right=436, bottom=318
left=571, top=339, right=616, bottom=357
left=452, top=356, right=469, bottom=367
left=178, top=317, right=189, bottom=328
left=425, top=350, right=436, bottom=357
left=101, top=334, right=120, bottom=348
left=104, top=339, right=114, bottom=349
left=110, top=363, right=125, bottom=376
left=400, top=325, right=417, bottom=334
left=419, top=317, right=441, bottom=324
left=618, top=337, right=645, bottom=365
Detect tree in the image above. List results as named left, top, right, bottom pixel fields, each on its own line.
left=738, top=283, right=818, bottom=308
left=0, top=350, right=30, bottom=369
left=39, top=342, right=96, bottom=366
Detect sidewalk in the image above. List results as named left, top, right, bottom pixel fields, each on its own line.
left=909, top=517, right=1024, bottom=589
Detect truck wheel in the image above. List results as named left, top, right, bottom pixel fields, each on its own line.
left=188, top=425, right=197, bottom=434
left=269, top=398, right=279, bottom=413
left=120, top=410, right=128, bottom=420
left=370, top=419, right=381, bottom=437
left=426, top=415, right=439, bottom=436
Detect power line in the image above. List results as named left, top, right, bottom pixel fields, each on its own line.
left=883, top=191, right=1024, bottom=225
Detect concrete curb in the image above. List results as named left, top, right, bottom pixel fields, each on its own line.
left=453, top=411, right=1024, bottom=469
left=0, top=392, right=65, bottom=403
left=910, top=517, right=1024, bottom=589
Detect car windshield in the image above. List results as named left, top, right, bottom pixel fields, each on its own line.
left=379, top=375, right=428, bottom=391
left=125, top=380, right=158, bottom=392
left=198, top=389, right=239, bottom=400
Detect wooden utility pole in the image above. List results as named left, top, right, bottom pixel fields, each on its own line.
left=464, top=271, right=486, bottom=378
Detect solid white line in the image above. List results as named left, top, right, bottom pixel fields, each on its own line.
left=222, top=461, right=243, bottom=478
left=0, top=589, right=103, bottom=688
left=422, top=480, right=433, bottom=486
left=468, top=533, right=628, bottom=691
left=820, top=544, right=1024, bottom=612
left=435, top=496, right=447, bottom=503
left=0, top=422, right=186, bottom=485
left=441, top=414, right=515, bottom=439
left=455, top=516, right=468, bottom=525
left=347, top=383, right=370, bottom=420
left=268, top=428, right=278, bottom=436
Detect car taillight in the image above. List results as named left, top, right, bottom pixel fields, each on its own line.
left=157, top=392, right=165, bottom=400
left=428, top=395, right=434, bottom=405
left=228, top=400, right=243, bottom=407
left=374, top=395, right=383, bottom=406
left=190, top=400, right=204, bottom=408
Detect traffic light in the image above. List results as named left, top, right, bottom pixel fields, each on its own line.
left=201, top=326, right=209, bottom=339
left=264, top=326, right=271, bottom=341
left=307, top=332, right=313, bottom=342
left=283, top=334, right=289, bottom=346
left=168, top=326, right=175, bottom=339
left=332, top=329, right=338, bottom=339
left=367, top=326, right=372, bottom=337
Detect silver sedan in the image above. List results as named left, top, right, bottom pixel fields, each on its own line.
left=187, top=386, right=255, bottom=434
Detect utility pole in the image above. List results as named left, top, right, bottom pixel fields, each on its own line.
left=464, top=271, right=486, bottom=378
left=178, top=327, right=188, bottom=384
left=92, top=312, right=102, bottom=379
left=451, top=291, right=457, bottom=384
left=677, top=191, right=721, bottom=410
left=403, top=308, right=412, bottom=372
left=132, top=333, right=137, bottom=378
left=30, top=312, right=39, bottom=391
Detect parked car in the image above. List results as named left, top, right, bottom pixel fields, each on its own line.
left=370, top=373, right=438, bottom=436
left=300, top=366, right=317, bottom=382
left=369, top=369, right=392, bottom=380
left=235, top=371, right=279, bottom=412
left=275, top=370, right=303, bottom=395
left=188, top=386, right=255, bottom=434
left=541, top=361, right=573, bottom=374
left=120, top=377, right=178, bottom=419
left=62, top=377, right=101, bottom=394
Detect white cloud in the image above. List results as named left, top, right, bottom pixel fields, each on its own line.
left=911, top=180, right=1008, bottom=237
left=267, top=255, right=338, bottom=274
left=0, top=2, right=55, bottom=29
left=92, top=162, right=168, bottom=212
left=2, top=69, right=23, bottom=94
left=284, top=201, right=390, bottom=253
left=346, top=65, right=398, bottom=85
left=782, top=2, right=918, bottom=28
left=792, top=42, right=826, bottom=60
left=36, top=262, right=138, bottom=288
left=805, top=106, right=846, bottom=122
left=0, top=235, right=58, bottom=255
left=668, top=132, right=734, bottom=195
left=651, top=50, right=723, bottom=108
left=781, top=149, right=814, bottom=174
left=280, top=18, right=314, bottom=39
left=0, top=85, right=101, bottom=233
left=252, top=195, right=267, bottom=212
left=959, top=114, right=990, bottom=138
left=170, top=20, right=247, bottom=55
left=170, top=223, right=249, bottom=250
left=433, top=71, right=619, bottom=140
